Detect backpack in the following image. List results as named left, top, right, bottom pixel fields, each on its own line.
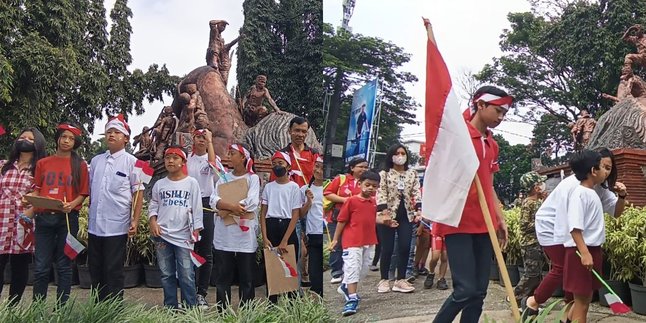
left=322, top=174, right=346, bottom=211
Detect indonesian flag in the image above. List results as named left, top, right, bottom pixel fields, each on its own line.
left=190, top=250, right=206, bottom=267
left=233, top=216, right=250, bottom=232
left=421, top=18, right=479, bottom=227
left=16, top=218, right=34, bottom=250
left=64, top=233, right=85, bottom=260
left=134, top=160, right=154, bottom=184
left=272, top=249, right=297, bottom=277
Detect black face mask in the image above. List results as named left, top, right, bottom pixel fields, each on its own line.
left=15, top=140, right=35, bottom=152
left=272, top=165, right=287, bottom=178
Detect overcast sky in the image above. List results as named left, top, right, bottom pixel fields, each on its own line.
left=95, top=0, right=533, bottom=145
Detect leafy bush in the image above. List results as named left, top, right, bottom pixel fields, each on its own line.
left=503, top=208, right=522, bottom=265
left=0, top=292, right=334, bottom=323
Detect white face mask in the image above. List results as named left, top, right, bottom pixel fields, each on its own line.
left=392, top=155, right=407, bottom=166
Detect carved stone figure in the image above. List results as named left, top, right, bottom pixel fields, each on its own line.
left=241, top=75, right=282, bottom=127
left=206, top=20, right=227, bottom=70
left=219, top=34, right=240, bottom=86
left=175, top=93, right=195, bottom=133
left=244, top=111, right=322, bottom=159
left=623, top=24, right=646, bottom=72
left=151, top=106, right=178, bottom=162
left=133, top=126, right=152, bottom=158
left=602, top=66, right=646, bottom=108
left=569, top=108, right=596, bottom=148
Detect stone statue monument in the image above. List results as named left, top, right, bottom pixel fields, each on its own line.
left=205, top=20, right=241, bottom=86
left=568, top=108, right=596, bottom=148
left=587, top=25, right=646, bottom=150
left=241, top=74, right=282, bottom=127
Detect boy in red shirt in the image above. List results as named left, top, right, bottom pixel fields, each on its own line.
left=432, top=86, right=512, bottom=323
left=330, top=171, right=396, bottom=316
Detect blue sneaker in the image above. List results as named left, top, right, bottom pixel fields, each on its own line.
left=342, top=299, right=358, bottom=316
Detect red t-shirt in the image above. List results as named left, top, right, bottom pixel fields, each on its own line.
left=336, top=195, right=378, bottom=249
left=34, top=155, right=90, bottom=212
left=433, top=121, right=500, bottom=236
left=270, top=143, right=320, bottom=187
left=323, top=174, right=360, bottom=222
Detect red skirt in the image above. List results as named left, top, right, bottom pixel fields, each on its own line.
left=563, top=246, right=602, bottom=296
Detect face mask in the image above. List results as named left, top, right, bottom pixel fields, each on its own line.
left=392, top=155, right=407, bottom=166
left=272, top=165, right=287, bottom=177
left=538, top=183, right=546, bottom=192
left=16, top=140, right=35, bottom=153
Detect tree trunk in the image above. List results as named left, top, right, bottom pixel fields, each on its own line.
left=324, top=69, right=345, bottom=178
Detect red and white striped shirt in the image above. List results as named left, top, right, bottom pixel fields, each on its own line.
left=0, top=160, right=35, bottom=254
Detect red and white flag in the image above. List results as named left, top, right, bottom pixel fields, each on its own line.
left=421, top=19, right=479, bottom=227
left=16, top=218, right=34, bottom=251
left=134, top=160, right=154, bottom=184
left=272, top=249, right=297, bottom=278
left=0, top=125, right=5, bottom=136
left=233, top=216, right=250, bottom=232
left=190, top=250, right=206, bottom=267
left=64, top=233, right=85, bottom=260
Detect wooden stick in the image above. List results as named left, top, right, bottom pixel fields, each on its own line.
left=474, top=175, right=520, bottom=322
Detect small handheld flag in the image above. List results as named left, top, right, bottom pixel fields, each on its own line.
left=576, top=251, right=631, bottom=314
left=64, top=233, right=85, bottom=260
left=190, top=250, right=206, bottom=267
left=272, top=248, right=297, bottom=278
left=134, top=160, right=154, bottom=184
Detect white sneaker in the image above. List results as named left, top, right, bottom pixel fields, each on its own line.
left=377, top=279, right=391, bottom=293
left=392, top=279, right=415, bottom=293
left=330, top=276, right=343, bottom=284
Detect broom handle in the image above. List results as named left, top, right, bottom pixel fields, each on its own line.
left=575, top=250, right=621, bottom=298
left=474, top=175, right=521, bottom=322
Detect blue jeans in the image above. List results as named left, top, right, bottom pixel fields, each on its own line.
left=154, top=237, right=197, bottom=308
left=434, top=233, right=493, bottom=323
left=33, top=211, right=78, bottom=305
left=327, top=221, right=343, bottom=278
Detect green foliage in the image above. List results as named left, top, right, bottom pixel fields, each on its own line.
left=322, top=23, right=419, bottom=174
left=503, top=207, right=522, bottom=265
left=530, top=114, right=574, bottom=167
left=0, top=0, right=179, bottom=157
left=237, top=0, right=323, bottom=133
left=610, top=205, right=646, bottom=285
left=0, top=292, right=333, bottom=323
left=494, top=135, right=533, bottom=205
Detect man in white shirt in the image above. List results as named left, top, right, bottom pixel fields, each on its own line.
left=88, top=115, right=144, bottom=301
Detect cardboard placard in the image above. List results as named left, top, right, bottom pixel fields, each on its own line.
left=217, top=178, right=250, bottom=225
left=263, top=245, right=299, bottom=296
left=24, top=195, right=65, bottom=211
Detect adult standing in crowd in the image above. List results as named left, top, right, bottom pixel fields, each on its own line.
left=0, top=128, right=46, bottom=305
left=376, top=144, right=421, bottom=293
left=324, top=157, right=369, bottom=284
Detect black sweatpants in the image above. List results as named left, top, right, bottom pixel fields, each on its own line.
left=88, top=233, right=127, bottom=301
left=307, top=234, right=323, bottom=296
left=194, top=197, right=214, bottom=297
left=213, top=249, right=255, bottom=310
left=377, top=200, right=412, bottom=280
left=0, top=253, right=31, bottom=305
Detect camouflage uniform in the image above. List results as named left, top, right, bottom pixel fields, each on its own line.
left=513, top=171, right=548, bottom=304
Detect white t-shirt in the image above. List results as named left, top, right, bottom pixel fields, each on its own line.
left=149, top=176, right=204, bottom=249
left=563, top=185, right=605, bottom=247
left=187, top=153, right=216, bottom=197
left=261, top=181, right=302, bottom=219
left=535, top=175, right=617, bottom=246
left=211, top=172, right=260, bottom=253
left=301, top=184, right=324, bottom=235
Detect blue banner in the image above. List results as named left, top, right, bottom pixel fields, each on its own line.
left=345, top=79, right=378, bottom=164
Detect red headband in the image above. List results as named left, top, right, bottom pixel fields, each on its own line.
left=272, top=151, right=291, bottom=166
left=57, top=124, right=82, bottom=137
left=472, top=93, right=513, bottom=109
left=230, top=144, right=254, bottom=174
left=165, top=147, right=187, bottom=160
left=193, top=129, right=207, bottom=137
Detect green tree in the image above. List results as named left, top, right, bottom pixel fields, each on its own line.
left=323, top=24, right=419, bottom=176
left=530, top=113, right=574, bottom=167
left=237, top=0, right=323, bottom=132
left=493, top=134, right=533, bottom=206
left=0, top=0, right=178, bottom=157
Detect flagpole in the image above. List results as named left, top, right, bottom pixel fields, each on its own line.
left=474, top=175, right=520, bottom=321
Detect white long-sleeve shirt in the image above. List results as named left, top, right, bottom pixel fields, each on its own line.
left=149, top=176, right=204, bottom=249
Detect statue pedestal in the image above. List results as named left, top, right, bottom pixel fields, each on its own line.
left=539, top=148, right=646, bottom=207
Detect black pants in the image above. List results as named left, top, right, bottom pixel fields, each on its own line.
left=307, top=234, right=323, bottom=296
left=434, top=233, right=493, bottom=323
left=213, top=249, right=255, bottom=310
left=377, top=200, right=412, bottom=280
left=0, top=253, right=31, bottom=305
left=265, top=217, right=298, bottom=303
left=33, top=211, right=79, bottom=305
left=372, top=228, right=381, bottom=266
left=88, top=233, right=127, bottom=301
left=195, top=197, right=214, bottom=297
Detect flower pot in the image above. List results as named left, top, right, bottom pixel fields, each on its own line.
left=489, top=261, right=499, bottom=281
left=77, top=264, right=91, bottom=289
left=629, top=282, right=646, bottom=315
left=599, top=280, right=631, bottom=307
left=123, top=264, right=142, bottom=288
left=143, top=264, right=162, bottom=288
left=498, top=265, right=520, bottom=287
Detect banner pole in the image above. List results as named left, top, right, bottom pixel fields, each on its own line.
left=474, top=175, right=520, bottom=322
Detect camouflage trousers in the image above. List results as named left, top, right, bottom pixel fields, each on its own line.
left=513, top=244, right=546, bottom=304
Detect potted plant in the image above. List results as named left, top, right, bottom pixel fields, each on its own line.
left=500, top=207, right=521, bottom=287
left=599, top=212, right=635, bottom=306
left=74, top=204, right=91, bottom=289
left=135, top=204, right=161, bottom=288
left=623, top=206, right=646, bottom=315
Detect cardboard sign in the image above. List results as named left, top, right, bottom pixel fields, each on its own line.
left=24, top=195, right=65, bottom=211
left=263, top=245, right=299, bottom=296
left=217, top=178, right=250, bottom=225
